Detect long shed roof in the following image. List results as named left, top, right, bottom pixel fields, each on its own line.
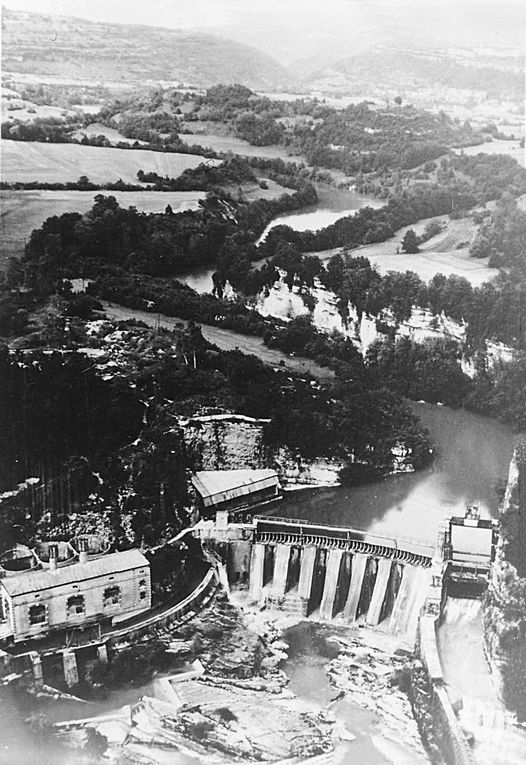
left=0, top=549, right=148, bottom=597
left=192, top=469, right=279, bottom=508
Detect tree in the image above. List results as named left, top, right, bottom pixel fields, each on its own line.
left=401, top=229, right=419, bottom=254
left=394, top=96, right=402, bottom=106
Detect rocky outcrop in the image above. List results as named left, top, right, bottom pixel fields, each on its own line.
left=484, top=445, right=526, bottom=721
left=249, top=273, right=517, bottom=368
left=180, top=413, right=344, bottom=487
left=273, top=448, right=345, bottom=487
left=180, top=414, right=271, bottom=471
left=251, top=273, right=469, bottom=353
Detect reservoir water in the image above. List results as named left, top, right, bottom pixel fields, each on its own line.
left=270, top=402, right=523, bottom=544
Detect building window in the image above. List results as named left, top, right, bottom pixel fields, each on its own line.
left=29, top=604, right=46, bottom=625
left=139, top=579, right=147, bottom=600
left=103, top=586, right=121, bottom=608
left=67, top=595, right=85, bottom=617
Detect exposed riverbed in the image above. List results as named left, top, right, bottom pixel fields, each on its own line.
left=282, top=621, right=428, bottom=765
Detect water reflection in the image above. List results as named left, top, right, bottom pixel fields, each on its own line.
left=272, top=403, right=522, bottom=543
left=256, top=185, right=382, bottom=244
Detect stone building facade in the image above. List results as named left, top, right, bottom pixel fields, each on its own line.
left=0, top=549, right=151, bottom=643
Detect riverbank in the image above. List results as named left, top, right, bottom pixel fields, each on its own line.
left=270, top=402, right=523, bottom=543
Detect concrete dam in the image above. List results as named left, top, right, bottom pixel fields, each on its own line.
left=204, top=516, right=435, bottom=643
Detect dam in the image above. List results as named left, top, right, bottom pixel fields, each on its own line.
left=200, top=515, right=436, bottom=643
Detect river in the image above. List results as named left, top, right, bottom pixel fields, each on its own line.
left=255, top=184, right=382, bottom=244
left=6, top=190, right=523, bottom=761
left=102, top=300, right=523, bottom=544
left=177, top=184, right=380, bottom=294
left=3, top=391, right=521, bottom=765
left=270, top=402, right=523, bottom=544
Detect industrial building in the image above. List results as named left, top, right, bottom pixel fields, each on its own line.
left=0, top=547, right=151, bottom=643
left=192, top=469, right=281, bottom=520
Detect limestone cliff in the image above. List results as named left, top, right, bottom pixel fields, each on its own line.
left=484, top=445, right=526, bottom=721
left=246, top=273, right=515, bottom=367
left=180, top=413, right=343, bottom=487
left=180, top=414, right=271, bottom=471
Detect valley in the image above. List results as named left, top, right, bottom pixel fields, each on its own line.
left=1, top=4, right=526, bottom=765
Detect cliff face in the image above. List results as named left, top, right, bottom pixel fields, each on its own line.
left=180, top=414, right=343, bottom=487
left=253, top=274, right=464, bottom=352
left=484, top=445, right=526, bottom=720
left=181, top=415, right=270, bottom=472
left=251, top=274, right=514, bottom=366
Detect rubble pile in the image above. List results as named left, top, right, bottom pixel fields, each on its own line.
left=326, top=633, right=427, bottom=758
left=125, top=681, right=333, bottom=762
left=173, top=591, right=274, bottom=681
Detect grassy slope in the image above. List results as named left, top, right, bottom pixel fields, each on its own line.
left=307, top=214, right=498, bottom=287
left=184, top=132, right=298, bottom=161
left=1, top=140, right=220, bottom=184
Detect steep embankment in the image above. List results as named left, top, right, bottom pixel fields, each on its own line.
left=485, top=445, right=526, bottom=722
left=102, top=301, right=334, bottom=381
left=246, top=272, right=514, bottom=369
left=180, top=413, right=344, bottom=487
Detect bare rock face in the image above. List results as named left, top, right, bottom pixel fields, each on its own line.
left=181, top=414, right=271, bottom=471
left=181, top=414, right=343, bottom=486
left=484, top=445, right=526, bottom=721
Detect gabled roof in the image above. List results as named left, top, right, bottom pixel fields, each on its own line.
left=0, top=549, right=149, bottom=597
left=192, top=469, right=279, bottom=508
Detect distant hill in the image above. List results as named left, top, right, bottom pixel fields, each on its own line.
left=299, top=46, right=524, bottom=101
left=1, top=8, right=291, bottom=90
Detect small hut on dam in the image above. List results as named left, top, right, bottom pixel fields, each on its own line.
left=192, top=469, right=281, bottom=521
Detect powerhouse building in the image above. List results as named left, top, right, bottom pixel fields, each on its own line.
left=0, top=548, right=151, bottom=643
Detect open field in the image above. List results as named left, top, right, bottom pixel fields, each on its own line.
left=311, top=214, right=498, bottom=287
left=0, top=190, right=207, bottom=266
left=453, top=139, right=525, bottom=167
left=223, top=177, right=291, bottom=201
left=1, top=140, right=219, bottom=184
left=183, top=131, right=300, bottom=161
left=71, top=122, right=147, bottom=145
left=2, top=98, right=75, bottom=123
left=0, top=180, right=291, bottom=268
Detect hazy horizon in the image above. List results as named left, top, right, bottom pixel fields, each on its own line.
left=2, top=0, right=525, bottom=67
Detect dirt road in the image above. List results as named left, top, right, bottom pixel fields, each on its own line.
left=102, top=301, right=334, bottom=381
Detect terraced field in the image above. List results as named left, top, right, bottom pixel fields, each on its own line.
left=1, top=140, right=219, bottom=184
